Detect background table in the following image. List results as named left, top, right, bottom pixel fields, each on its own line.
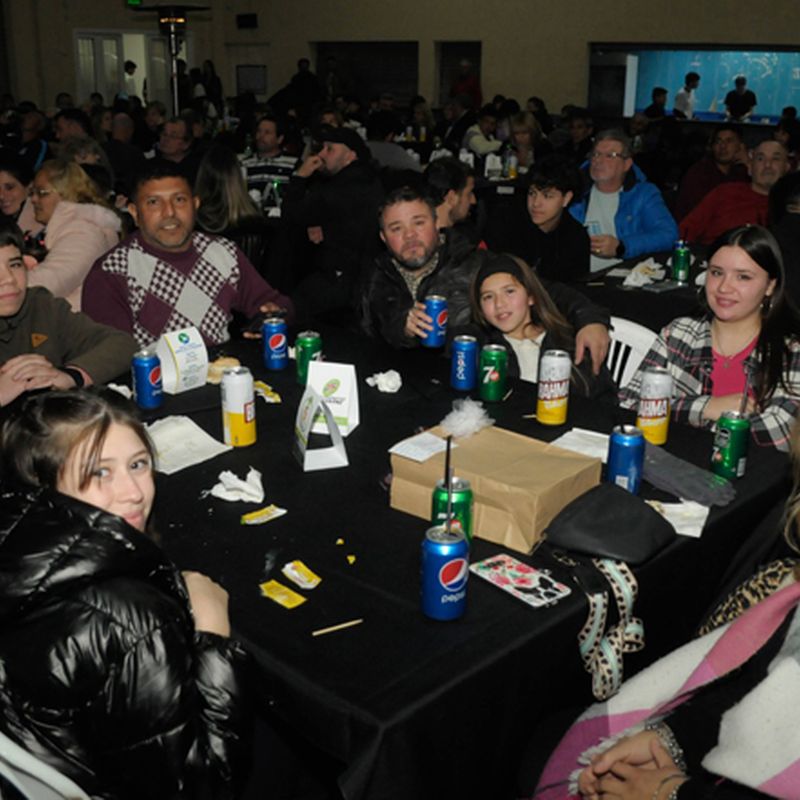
left=154, top=328, right=790, bottom=800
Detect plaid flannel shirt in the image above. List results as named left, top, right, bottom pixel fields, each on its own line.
left=619, top=316, right=800, bottom=452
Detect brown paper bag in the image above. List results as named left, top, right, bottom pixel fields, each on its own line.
left=390, top=426, right=601, bottom=554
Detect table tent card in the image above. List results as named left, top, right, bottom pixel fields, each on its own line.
left=293, top=385, right=348, bottom=471
left=307, top=360, right=360, bottom=437
left=155, top=326, right=209, bottom=394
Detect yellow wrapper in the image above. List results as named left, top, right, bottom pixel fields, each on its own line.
left=241, top=504, right=287, bottom=525
left=259, top=579, right=306, bottom=608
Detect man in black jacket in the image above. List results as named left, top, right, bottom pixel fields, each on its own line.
left=282, top=125, right=384, bottom=322
left=361, top=186, right=610, bottom=373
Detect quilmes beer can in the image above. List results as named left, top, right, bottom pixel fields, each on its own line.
left=421, top=525, right=469, bottom=621
left=262, top=317, right=288, bottom=371
left=636, top=367, right=673, bottom=445
left=536, top=349, right=571, bottom=425
left=606, top=425, right=645, bottom=494
left=132, top=349, right=163, bottom=409
left=450, top=335, right=478, bottom=391
left=711, top=411, right=750, bottom=480
left=421, top=295, right=448, bottom=348
left=295, top=330, right=322, bottom=385
left=672, top=239, right=691, bottom=285
left=479, top=344, right=508, bottom=402
left=431, top=477, right=474, bottom=543
left=221, top=367, right=256, bottom=447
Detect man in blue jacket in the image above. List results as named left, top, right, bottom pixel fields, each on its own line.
left=569, top=129, right=678, bottom=272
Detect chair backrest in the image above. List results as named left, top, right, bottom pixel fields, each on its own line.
left=0, top=730, right=90, bottom=800
left=607, top=316, right=658, bottom=388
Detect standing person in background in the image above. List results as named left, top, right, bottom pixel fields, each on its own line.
left=674, top=71, right=700, bottom=120
left=450, top=59, right=482, bottom=110
left=725, top=76, right=758, bottom=121
left=202, top=59, right=224, bottom=118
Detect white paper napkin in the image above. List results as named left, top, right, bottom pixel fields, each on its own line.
left=207, top=467, right=264, bottom=503
left=366, top=369, right=402, bottom=393
left=147, top=415, right=231, bottom=475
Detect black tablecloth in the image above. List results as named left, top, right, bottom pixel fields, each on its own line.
left=155, top=327, right=790, bottom=800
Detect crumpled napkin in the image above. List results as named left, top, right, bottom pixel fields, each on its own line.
left=647, top=499, right=710, bottom=538
left=623, top=258, right=666, bottom=287
left=206, top=467, right=264, bottom=503
left=366, top=369, right=402, bottom=393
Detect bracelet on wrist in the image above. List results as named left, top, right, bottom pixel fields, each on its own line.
left=644, top=720, right=687, bottom=772
left=61, top=367, right=85, bottom=388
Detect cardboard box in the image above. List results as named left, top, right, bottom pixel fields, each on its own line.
left=390, top=426, right=601, bottom=554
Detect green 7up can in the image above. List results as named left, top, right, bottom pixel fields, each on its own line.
left=478, top=344, right=508, bottom=402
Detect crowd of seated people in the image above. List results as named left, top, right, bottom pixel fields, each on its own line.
left=2, top=60, right=800, bottom=799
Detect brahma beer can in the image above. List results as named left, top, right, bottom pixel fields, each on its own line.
left=422, top=295, right=448, bottom=348
left=607, top=425, right=645, bottom=494
left=132, top=349, right=163, bottom=409
left=421, top=525, right=469, bottom=621
left=536, top=349, right=571, bottom=425
left=450, top=335, right=478, bottom=391
left=262, top=317, right=288, bottom=371
left=221, top=367, right=256, bottom=447
left=636, top=367, right=672, bottom=445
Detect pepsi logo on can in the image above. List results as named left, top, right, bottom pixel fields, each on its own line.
left=439, top=558, right=468, bottom=596
left=132, top=349, right=163, bottom=409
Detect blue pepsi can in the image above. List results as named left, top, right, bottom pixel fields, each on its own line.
left=606, top=424, right=645, bottom=495
left=132, top=349, right=163, bottom=409
left=421, top=295, right=448, bottom=348
left=262, top=317, right=288, bottom=370
left=421, top=525, right=469, bottom=621
left=450, top=335, right=478, bottom=391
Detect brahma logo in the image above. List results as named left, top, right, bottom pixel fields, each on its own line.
left=438, top=558, right=468, bottom=592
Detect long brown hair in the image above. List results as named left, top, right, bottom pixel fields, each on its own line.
left=470, top=252, right=573, bottom=345
left=1, top=388, right=154, bottom=494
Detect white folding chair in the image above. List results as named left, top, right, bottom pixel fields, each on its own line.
left=0, top=730, right=89, bottom=800
left=606, top=316, right=658, bottom=388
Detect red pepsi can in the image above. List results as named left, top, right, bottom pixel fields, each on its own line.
left=606, top=424, right=645, bottom=495
left=421, top=525, right=469, bottom=621
left=262, top=317, right=288, bottom=370
left=421, top=294, right=448, bottom=348
left=131, top=349, right=163, bottom=409
left=450, top=335, right=478, bottom=391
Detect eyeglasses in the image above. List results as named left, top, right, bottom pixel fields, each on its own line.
left=28, top=188, right=55, bottom=198
left=589, top=151, right=628, bottom=161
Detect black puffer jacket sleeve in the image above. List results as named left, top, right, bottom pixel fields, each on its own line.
left=0, top=490, right=250, bottom=800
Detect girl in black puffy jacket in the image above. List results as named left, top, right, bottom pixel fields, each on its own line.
left=0, top=389, right=250, bottom=799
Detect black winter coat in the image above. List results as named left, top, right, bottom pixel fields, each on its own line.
left=360, top=229, right=610, bottom=349
left=0, top=486, right=249, bottom=799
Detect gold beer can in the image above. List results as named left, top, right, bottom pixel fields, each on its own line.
left=636, top=367, right=672, bottom=445
left=536, top=350, right=571, bottom=425
left=222, top=367, right=257, bottom=447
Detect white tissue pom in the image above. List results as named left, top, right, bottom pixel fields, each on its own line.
left=440, top=399, right=494, bottom=438
left=366, top=370, right=402, bottom=393
left=107, top=383, right=133, bottom=399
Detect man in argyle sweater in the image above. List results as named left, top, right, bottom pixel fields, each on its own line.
left=82, top=163, right=293, bottom=348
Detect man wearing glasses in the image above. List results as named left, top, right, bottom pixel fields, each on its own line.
left=569, top=129, right=678, bottom=272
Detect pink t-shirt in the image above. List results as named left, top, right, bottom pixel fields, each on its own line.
left=711, top=337, right=757, bottom=396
